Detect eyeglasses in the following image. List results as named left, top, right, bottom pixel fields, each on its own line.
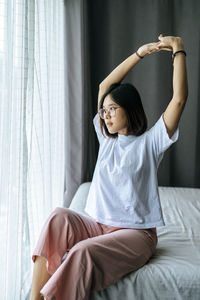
left=99, top=106, right=120, bottom=119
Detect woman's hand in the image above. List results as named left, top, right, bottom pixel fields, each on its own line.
left=137, top=34, right=184, bottom=57
left=137, top=41, right=165, bottom=57
left=157, top=34, right=184, bottom=53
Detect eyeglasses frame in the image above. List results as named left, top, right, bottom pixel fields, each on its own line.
left=99, top=106, right=121, bottom=119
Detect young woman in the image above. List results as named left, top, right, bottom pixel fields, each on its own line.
left=30, top=34, right=188, bottom=300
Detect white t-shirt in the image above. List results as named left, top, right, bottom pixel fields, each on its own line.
left=85, top=114, right=179, bottom=228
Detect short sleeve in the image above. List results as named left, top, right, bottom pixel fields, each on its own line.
left=148, top=114, right=179, bottom=157
left=93, top=113, right=107, bottom=144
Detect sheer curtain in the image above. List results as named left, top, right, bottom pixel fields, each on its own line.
left=0, top=0, right=65, bottom=299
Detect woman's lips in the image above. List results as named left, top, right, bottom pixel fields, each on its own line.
left=106, top=122, right=113, bottom=127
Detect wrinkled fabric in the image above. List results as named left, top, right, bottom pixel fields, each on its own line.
left=85, top=114, right=179, bottom=228
left=89, top=187, right=200, bottom=300
left=32, top=207, right=157, bottom=300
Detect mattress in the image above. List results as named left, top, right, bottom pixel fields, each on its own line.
left=70, top=184, right=200, bottom=300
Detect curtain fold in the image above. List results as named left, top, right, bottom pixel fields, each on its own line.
left=63, top=0, right=97, bottom=207
left=63, top=0, right=84, bottom=207
left=0, top=1, right=65, bottom=298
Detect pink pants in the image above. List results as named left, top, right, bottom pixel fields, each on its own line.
left=32, top=207, right=157, bottom=300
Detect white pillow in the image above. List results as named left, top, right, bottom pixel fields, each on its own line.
left=69, top=182, right=91, bottom=216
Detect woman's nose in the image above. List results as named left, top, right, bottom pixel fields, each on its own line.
left=105, top=113, right=111, bottom=119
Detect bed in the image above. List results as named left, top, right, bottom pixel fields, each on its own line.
left=69, top=182, right=200, bottom=300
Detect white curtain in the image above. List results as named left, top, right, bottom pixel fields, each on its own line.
left=0, top=0, right=65, bottom=299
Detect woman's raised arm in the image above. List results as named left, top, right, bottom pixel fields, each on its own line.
left=98, top=53, right=140, bottom=108
left=158, top=35, right=188, bottom=138
left=98, top=41, right=162, bottom=110
left=97, top=34, right=188, bottom=130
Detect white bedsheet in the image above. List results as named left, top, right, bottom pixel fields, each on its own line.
left=70, top=184, right=200, bottom=300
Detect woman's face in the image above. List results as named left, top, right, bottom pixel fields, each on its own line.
left=103, top=95, right=128, bottom=135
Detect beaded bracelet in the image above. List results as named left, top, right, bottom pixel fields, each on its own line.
left=172, top=50, right=186, bottom=62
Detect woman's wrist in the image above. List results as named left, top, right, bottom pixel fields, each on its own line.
left=136, top=51, right=144, bottom=59
left=136, top=47, right=147, bottom=58
left=171, top=37, right=184, bottom=53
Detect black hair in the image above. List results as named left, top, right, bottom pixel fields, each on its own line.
left=98, top=83, right=147, bottom=138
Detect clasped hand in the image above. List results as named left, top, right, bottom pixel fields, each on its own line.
left=137, top=34, right=184, bottom=57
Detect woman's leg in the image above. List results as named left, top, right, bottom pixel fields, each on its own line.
left=30, top=207, right=103, bottom=300
left=30, top=256, right=51, bottom=300
left=40, top=226, right=157, bottom=300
